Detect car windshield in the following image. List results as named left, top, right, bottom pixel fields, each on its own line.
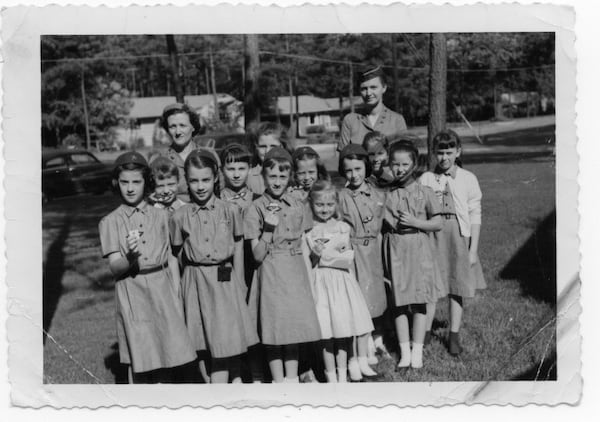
left=69, top=153, right=99, bottom=165
left=44, top=156, right=67, bottom=169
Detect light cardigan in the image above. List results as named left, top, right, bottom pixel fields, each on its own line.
left=420, top=167, right=482, bottom=237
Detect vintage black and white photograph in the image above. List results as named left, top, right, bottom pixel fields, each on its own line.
left=3, top=3, right=579, bottom=408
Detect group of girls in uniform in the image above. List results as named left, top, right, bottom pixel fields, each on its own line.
left=99, top=106, right=485, bottom=383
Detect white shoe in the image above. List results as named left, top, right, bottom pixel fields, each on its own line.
left=411, top=343, right=423, bottom=369
left=397, top=342, right=411, bottom=368
left=348, top=358, right=363, bottom=381
left=358, top=357, right=378, bottom=377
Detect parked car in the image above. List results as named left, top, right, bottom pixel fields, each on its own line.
left=42, top=149, right=113, bottom=202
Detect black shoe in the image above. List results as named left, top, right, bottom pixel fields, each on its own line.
left=448, top=331, right=463, bottom=356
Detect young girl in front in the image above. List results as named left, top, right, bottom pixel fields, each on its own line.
left=290, top=145, right=330, bottom=201
left=383, top=141, right=443, bottom=369
left=420, top=130, right=486, bottom=356
left=306, top=180, right=374, bottom=382
left=338, top=144, right=387, bottom=380
left=98, top=152, right=195, bottom=383
left=169, top=149, right=258, bottom=383
left=247, top=122, right=292, bottom=195
left=244, top=146, right=322, bottom=383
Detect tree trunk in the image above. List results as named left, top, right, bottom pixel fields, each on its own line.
left=427, top=33, right=447, bottom=170
left=80, top=67, right=91, bottom=150
left=243, top=34, right=260, bottom=129
left=166, top=35, right=184, bottom=103
left=348, top=60, right=354, bottom=113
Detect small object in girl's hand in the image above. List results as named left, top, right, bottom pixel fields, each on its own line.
left=316, top=238, right=330, bottom=244
left=266, top=203, right=281, bottom=212
left=128, top=230, right=142, bottom=239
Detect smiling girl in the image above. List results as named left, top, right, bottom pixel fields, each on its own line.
left=247, top=122, right=292, bottom=195
left=99, top=152, right=195, bottom=383
left=382, top=141, right=443, bottom=369
left=169, top=149, right=258, bottom=383
left=290, top=146, right=330, bottom=201
left=244, top=147, right=321, bottom=383
left=338, top=144, right=386, bottom=380
left=306, top=180, right=373, bottom=382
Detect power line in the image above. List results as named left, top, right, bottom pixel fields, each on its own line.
left=41, top=48, right=554, bottom=73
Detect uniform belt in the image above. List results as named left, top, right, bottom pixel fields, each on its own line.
left=183, top=256, right=233, bottom=267
left=268, top=247, right=303, bottom=256
left=391, top=228, right=421, bottom=235
left=118, top=262, right=169, bottom=280
left=350, top=237, right=376, bottom=246
left=438, top=213, right=457, bottom=220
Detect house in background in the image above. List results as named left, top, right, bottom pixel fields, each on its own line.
left=116, top=94, right=243, bottom=147
left=265, top=95, right=362, bottom=137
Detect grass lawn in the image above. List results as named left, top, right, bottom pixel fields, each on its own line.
left=42, top=154, right=556, bottom=383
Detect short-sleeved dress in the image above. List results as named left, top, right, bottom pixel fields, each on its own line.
left=383, top=181, right=444, bottom=307
left=246, top=165, right=265, bottom=195
left=98, top=202, right=195, bottom=373
left=220, top=186, right=260, bottom=297
left=420, top=170, right=486, bottom=298
left=169, top=196, right=259, bottom=359
left=244, top=192, right=322, bottom=345
left=306, top=221, right=375, bottom=339
left=338, top=182, right=387, bottom=318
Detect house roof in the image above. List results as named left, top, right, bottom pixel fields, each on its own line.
left=128, top=94, right=237, bottom=119
left=275, top=95, right=363, bottom=115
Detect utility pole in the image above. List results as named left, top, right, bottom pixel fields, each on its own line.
left=243, top=34, right=261, bottom=129
left=294, top=73, right=300, bottom=138
left=165, top=35, right=184, bottom=103
left=348, top=60, right=354, bottom=113
left=391, top=33, right=400, bottom=112
left=80, top=67, right=91, bottom=150
left=427, top=33, right=448, bottom=170
left=286, top=35, right=294, bottom=132
left=209, top=46, right=219, bottom=123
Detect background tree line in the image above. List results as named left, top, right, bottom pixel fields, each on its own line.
left=41, top=33, right=555, bottom=148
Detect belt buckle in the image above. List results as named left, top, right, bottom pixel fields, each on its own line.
left=363, top=239, right=369, bottom=246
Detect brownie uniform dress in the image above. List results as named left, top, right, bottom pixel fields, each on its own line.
left=244, top=192, right=322, bottom=345
left=338, top=182, right=387, bottom=318
left=247, top=165, right=265, bottom=195
left=383, top=181, right=444, bottom=307
left=306, top=221, right=374, bottom=339
left=221, top=186, right=260, bottom=297
left=169, top=196, right=259, bottom=358
left=420, top=168, right=486, bottom=297
left=99, top=201, right=195, bottom=373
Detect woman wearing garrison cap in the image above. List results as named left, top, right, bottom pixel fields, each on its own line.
left=338, top=66, right=408, bottom=151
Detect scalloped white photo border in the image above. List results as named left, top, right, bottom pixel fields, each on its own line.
left=2, top=2, right=579, bottom=408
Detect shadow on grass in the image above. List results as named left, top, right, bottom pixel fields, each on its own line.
left=500, top=210, right=556, bottom=305
left=43, top=215, right=72, bottom=344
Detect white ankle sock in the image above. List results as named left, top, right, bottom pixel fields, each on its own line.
left=325, top=370, right=337, bottom=383
left=358, top=356, right=378, bottom=376
left=398, top=342, right=411, bottom=367
left=337, top=367, right=347, bottom=383
left=411, top=343, right=424, bottom=368
left=348, top=358, right=362, bottom=381
left=284, top=376, right=299, bottom=383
